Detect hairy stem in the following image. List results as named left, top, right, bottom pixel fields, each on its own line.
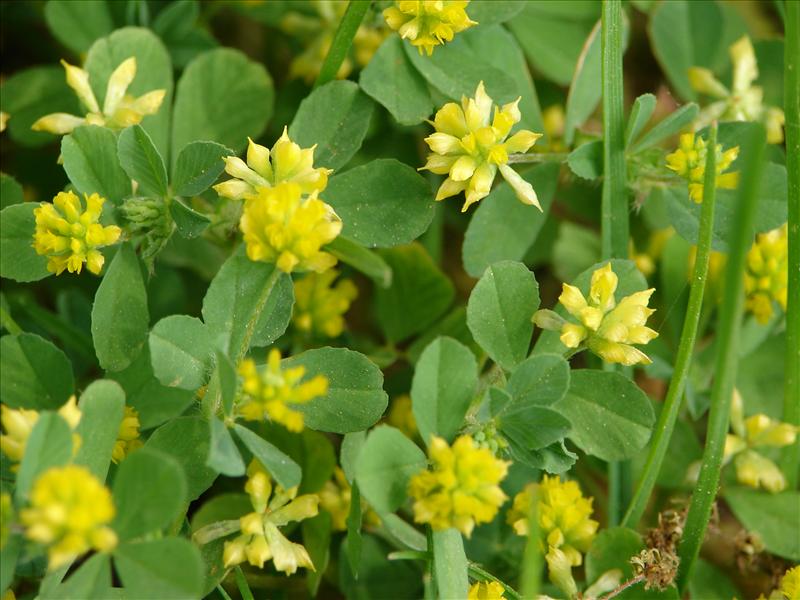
left=314, top=1, right=370, bottom=89
left=599, top=574, right=646, bottom=600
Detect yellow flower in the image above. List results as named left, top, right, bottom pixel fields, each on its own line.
left=384, top=0, right=476, bottom=56
left=408, top=435, right=509, bottom=537
left=468, top=581, right=506, bottom=599
left=421, top=81, right=543, bottom=211
left=386, top=394, right=418, bottom=440
left=665, top=132, right=739, bottom=203
left=0, top=111, right=8, bottom=132
left=688, top=36, right=786, bottom=144
left=780, top=566, right=800, bottom=600
left=111, top=406, right=143, bottom=464
left=744, top=224, right=788, bottom=324
left=292, top=269, right=358, bottom=338
left=31, top=58, right=165, bottom=135
left=236, top=349, right=328, bottom=432
left=239, top=182, right=342, bottom=274
left=1, top=398, right=82, bottom=470
left=214, top=129, right=332, bottom=201
left=21, top=465, right=117, bottom=569
left=507, top=475, right=599, bottom=569
left=223, top=459, right=318, bottom=575
left=0, top=491, right=12, bottom=549
left=318, top=466, right=379, bottom=531
left=33, top=191, right=122, bottom=276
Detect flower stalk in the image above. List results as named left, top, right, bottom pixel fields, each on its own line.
left=314, top=0, right=370, bottom=89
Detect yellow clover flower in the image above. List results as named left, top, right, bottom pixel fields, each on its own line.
left=318, top=466, right=379, bottom=531
left=31, top=58, right=165, bottom=135
left=422, top=81, right=543, bottom=212
left=239, top=182, right=342, bottom=274
left=384, top=0, right=476, bottom=56
left=33, top=191, right=122, bottom=276
left=688, top=36, right=786, bottom=144
left=386, top=394, right=418, bottom=440
left=780, top=566, right=800, bottom=600
left=111, top=406, right=143, bottom=464
left=21, top=465, right=117, bottom=569
left=468, top=581, right=506, bottom=599
left=0, top=112, right=8, bottom=132
left=292, top=269, right=358, bottom=338
left=744, top=224, right=788, bottom=324
left=223, top=459, right=318, bottom=575
left=214, top=129, right=332, bottom=201
left=408, top=434, right=509, bottom=537
left=1, top=398, right=82, bottom=470
left=236, top=349, right=328, bottom=432
left=665, top=132, right=739, bottom=203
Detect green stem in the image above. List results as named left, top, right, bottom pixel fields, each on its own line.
left=676, top=124, right=767, bottom=592
left=314, top=1, right=370, bottom=89
left=215, top=584, right=234, bottom=600
left=507, top=152, right=569, bottom=164
left=236, top=266, right=281, bottom=362
left=234, top=566, right=255, bottom=600
left=623, top=123, right=720, bottom=528
left=425, top=527, right=436, bottom=600
left=0, top=305, right=22, bottom=335
left=782, top=0, right=800, bottom=489
left=469, top=563, right=522, bottom=600
left=519, top=485, right=541, bottom=598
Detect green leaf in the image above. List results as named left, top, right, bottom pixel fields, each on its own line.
left=85, top=27, right=173, bottom=160
left=92, top=243, right=149, bottom=372
left=148, top=315, right=214, bottom=390
left=171, top=48, right=273, bottom=164
left=466, top=261, right=539, bottom=371
left=629, top=103, right=699, bottom=153
left=506, top=353, right=571, bottom=407
left=61, top=125, right=131, bottom=204
left=15, top=413, right=73, bottom=502
left=74, top=380, right=125, bottom=481
left=283, top=347, right=388, bottom=434
left=0, top=173, right=24, bottom=210
left=725, top=487, right=800, bottom=560
left=625, top=93, right=657, bottom=148
left=289, top=80, right=374, bottom=171
left=44, top=0, right=113, bottom=55
left=585, top=527, right=647, bottom=600
left=303, top=512, right=332, bottom=596
left=41, top=553, right=112, bottom=600
left=326, top=235, right=392, bottom=288
left=112, top=447, right=188, bottom=541
left=172, top=140, right=232, bottom=197
left=115, top=537, right=204, bottom=600
left=0, top=203, right=50, bottom=282
left=466, top=1, right=526, bottom=25
left=169, top=198, right=210, bottom=239
left=324, top=159, right=434, bottom=248
left=374, top=243, right=454, bottom=343
left=145, top=416, right=218, bottom=501
left=688, top=559, right=742, bottom=600
left=553, top=370, right=655, bottom=461
left=0, top=535, right=21, bottom=595
left=355, top=425, right=427, bottom=514
left=432, top=529, right=469, bottom=600
left=359, top=36, right=433, bottom=126
left=0, top=332, right=74, bottom=409
left=345, top=481, right=363, bottom=578
left=498, top=404, right=571, bottom=456
left=201, top=247, right=293, bottom=356
left=567, top=139, right=604, bottom=180
left=340, top=431, right=366, bottom=484
left=411, top=337, right=478, bottom=445
left=232, top=423, right=301, bottom=489
left=207, top=416, right=245, bottom=477
left=117, top=125, right=168, bottom=197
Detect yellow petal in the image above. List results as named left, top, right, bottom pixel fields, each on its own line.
left=104, top=57, right=137, bottom=115
left=61, top=60, right=99, bottom=113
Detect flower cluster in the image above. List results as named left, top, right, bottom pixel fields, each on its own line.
left=292, top=269, right=358, bottom=338
left=318, top=466, right=379, bottom=531
left=383, top=1, right=476, bottom=56
left=1, top=398, right=82, bottom=470
left=468, top=581, right=505, bottom=600
left=111, top=406, right=143, bottom=464
left=236, top=349, right=328, bottom=432
left=223, top=459, right=318, bottom=575
left=534, top=263, right=659, bottom=366
left=408, top=435, right=509, bottom=537
left=689, top=36, right=785, bottom=144
left=744, top=224, right=788, bottom=324
left=21, top=465, right=117, bottom=569
left=32, top=191, right=122, bottom=276
left=665, top=132, right=739, bottom=203
left=32, top=57, right=165, bottom=135
left=422, top=81, right=543, bottom=211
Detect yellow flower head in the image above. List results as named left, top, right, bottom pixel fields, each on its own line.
left=236, top=349, right=328, bottom=432
left=0, top=112, right=8, bottom=133
left=31, top=57, right=165, bottom=135
left=779, top=566, right=800, bottom=600
left=33, top=191, right=122, bottom=276
left=688, top=36, right=786, bottom=144
left=214, top=128, right=332, bottom=201
left=507, top=475, right=599, bottom=568
left=319, top=467, right=352, bottom=531
left=1, top=398, right=82, bottom=469
left=665, top=132, right=739, bottom=203
left=744, top=224, right=788, bottom=324
left=468, top=581, right=506, bottom=600
left=223, top=459, right=318, bottom=575
left=386, top=394, right=418, bottom=440
left=21, top=465, right=117, bottom=569
left=384, top=0, right=476, bottom=56
left=551, top=263, right=659, bottom=366
left=292, top=269, right=358, bottom=338
left=239, top=182, right=342, bottom=274
left=408, top=435, right=509, bottom=537
left=421, top=81, right=543, bottom=212
left=111, top=406, right=143, bottom=464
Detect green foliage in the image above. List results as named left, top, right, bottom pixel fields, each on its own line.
left=73, top=381, right=125, bottom=479
left=0, top=333, right=74, bottom=409
left=62, top=126, right=131, bottom=203
left=117, top=125, right=169, bottom=197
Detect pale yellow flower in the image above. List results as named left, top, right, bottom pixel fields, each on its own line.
left=111, top=406, right=143, bottom=464
left=1, top=398, right=82, bottom=470
left=0, top=112, right=8, bottom=133
left=386, top=394, right=418, bottom=440
left=744, top=224, right=788, bottom=324
left=292, top=269, right=357, bottom=338
left=468, top=581, right=506, bottom=600
left=665, top=132, right=739, bottom=203
left=384, top=0, right=476, bottom=56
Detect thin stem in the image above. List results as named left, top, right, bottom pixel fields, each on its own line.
left=236, top=266, right=281, bottom=363
left=0, top=305, right=22, bottom=335
left=507, top=152, right=569, bottom=164
left=215, top=584, right=234, bottom=600
left=519, top=484, right=541, bottom=599
left=314, top=1, right=370, bottom=89
left=782, top=0, right=800, bottom=489
left=676, top=124, right=766, bottom=592
left=468, top=563, right=522, bottom=600
left=425, top=527, right=436, bottom=600
left=598, top=574, right=646, bottom=600
left=623, top=123, right=720, bottom=528
left=234, top=566, right=255, bottom=600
